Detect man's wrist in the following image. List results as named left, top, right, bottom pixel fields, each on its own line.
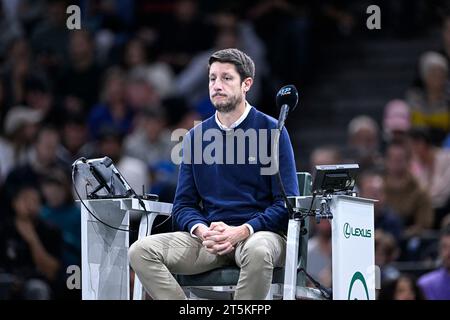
left=192, top=224, right=209, bottom=240
left=243, top=223, right=254, bottom=236
left=240, top=225, right=250, bottom=240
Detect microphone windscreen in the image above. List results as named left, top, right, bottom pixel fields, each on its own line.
left=276, top=85, right=299, bottom=111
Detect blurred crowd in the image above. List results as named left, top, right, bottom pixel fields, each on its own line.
left=306, top=11, right=450, bottom=300
left=0, top=0, right=448, bottom=300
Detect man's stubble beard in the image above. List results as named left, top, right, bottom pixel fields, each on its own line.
left=212, top=94, right=243, bottom=113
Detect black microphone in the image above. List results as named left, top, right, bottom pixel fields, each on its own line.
left=273, top=85, right=299, bottom=219
left=276, top=85, right=299, bottom=130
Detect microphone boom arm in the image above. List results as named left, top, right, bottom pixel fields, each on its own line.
left=272, top=122, right=295, bottom=219
left=277, top=104, right=289, bottom=130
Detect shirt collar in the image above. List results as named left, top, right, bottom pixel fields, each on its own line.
left=215, top=102, right=252, bottom=131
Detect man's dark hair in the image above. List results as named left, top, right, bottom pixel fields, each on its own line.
left=208, top=48, right=255, bottom=82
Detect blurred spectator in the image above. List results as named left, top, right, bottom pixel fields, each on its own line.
left=1, top=38, right=33, bottom=107
left=30, top=0, right=70, bottom=75
left=0, top=185, right=62, bottom=299
left=26, top=125, right=66, bottom=173
left=210, top=7, right=268, bottom=87
left=378, top=274, right=425, bottom=300
left=345, top=115, right=383, bottom=171
left=80, top=0, right=135, bottom=65
left=122, top=37, right=174, bottom=99
left=59, top=113, right=89, bottom=166
left=380, top=0, right=428, bottom=38
left=406, top=51, right=450, bottom=146
left=442, top=214, right=450, bottom=230
left=0, top=106, right=43, bottom=184
left=309, top=145, right=343, bottom=237
left=31, top=0, right=69, bottom=70
left=175, top=28, right=239, bottom=119
left=58, top=30, right=101, bottom=116
left=162, top=95, right=200, bottom=131
left=3, top=126, right=66, bottom=208
left=123, top=107, right=177, bottom=200
left=96, top=126, right=148, bottom=196
left=417, top=223, right=450, bottom=300
left=383, top=140, right=434, bottom=237
left=12, top=0, right=47, bottom=34
left=40, top=170, right=80, bottom=269
left=88, top=67, right=134, bottom=140
left=439, top=15, right=450, bottom=64
left=156, top=0, right=215, bottom=74
left=124, top=107, right=173, bottom=167
left=443, top=132, right=450, bottom=149
left=23, top=73, right=61, bottom=125
left=318, top=1, right=360, bottom=37
left=435, top=14, right=450, bottom=76
left=411, top=14, right=450, bottom=88
left=307, top=220, right=332, bottom=288
left=0, top=81, right=5, bottom=133
left=410, top=128, right=450, bottom=228
left=246, top=0, right=312, bottom=87
left=175, top=8, right=267, bottom=117
left=358, top=171, right=403, bottom=241
left=382, top=99, right=412, bottom=151
left=0, top=4, right=24, bottom=60
left=310, top=145, right=342, bottom=171
left=125, top=67, right=161, bottom=111
left=375, top=230, right=401, bottom=283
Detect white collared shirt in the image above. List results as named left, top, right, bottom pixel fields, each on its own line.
left=214, top=101, right=252, bottom=131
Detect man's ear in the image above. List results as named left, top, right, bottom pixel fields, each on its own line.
left=242, top=77, right=253, bottom=93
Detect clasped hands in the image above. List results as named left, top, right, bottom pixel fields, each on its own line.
left=194, top=222, right=250, bottom=256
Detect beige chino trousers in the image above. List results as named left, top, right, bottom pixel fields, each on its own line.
left=128, top=230, right=286, bottom=300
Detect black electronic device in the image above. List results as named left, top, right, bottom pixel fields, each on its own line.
left=311, top=164, right=359, bottom=195
left=72, top=157, right=135, bottom=199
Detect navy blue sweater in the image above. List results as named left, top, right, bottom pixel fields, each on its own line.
left=172, top=106, right=299, bottom=234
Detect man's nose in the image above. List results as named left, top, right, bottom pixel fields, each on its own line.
left=212, top=79, right=223, bottom=91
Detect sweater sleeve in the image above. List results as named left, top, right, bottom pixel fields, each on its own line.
left=172, top=132, right=209, bottom=232
left=246, top=127, right=299, bottom=233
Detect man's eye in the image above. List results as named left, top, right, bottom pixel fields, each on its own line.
left=224, top=77, right=232, bottom=81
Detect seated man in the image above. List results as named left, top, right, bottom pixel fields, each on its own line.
left=129, top=48, right=299, bottom=300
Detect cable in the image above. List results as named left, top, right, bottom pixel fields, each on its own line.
left=294, top=187, right=352, bottom=221
left=135, top=197, right=149, bottom=237
left=298, top=267, right=332, bottom=300
left=72, top=157, right=152, bottom=235
left=306, top=191, right=317, bottom=217
left=272, top=128, right=296, bottom=219
left=72, top=164, right=136, bottom=232
left=151, top=214, right=172, bottom=231
left=292, top=191, right=317, bottom=220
